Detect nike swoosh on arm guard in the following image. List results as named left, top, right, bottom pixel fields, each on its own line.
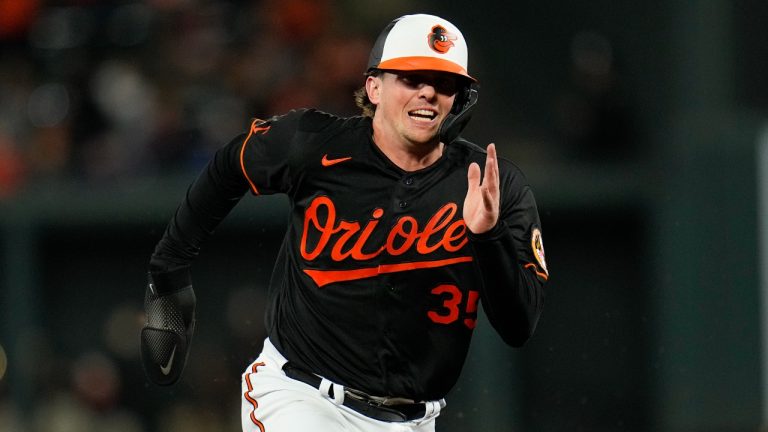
left=140, top=268, right=196, bottom=386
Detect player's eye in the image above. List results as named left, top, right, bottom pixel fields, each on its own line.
left=398, top=74, right=419, bottom=88
left=397, top=73, right=458, bottom=95
left=434, top=78, right=458, bottom=96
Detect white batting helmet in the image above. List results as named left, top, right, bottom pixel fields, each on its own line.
left=367, top=14, right=475, bottom=82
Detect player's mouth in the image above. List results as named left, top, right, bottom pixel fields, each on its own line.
left=408, top=109, right=438, bottom=122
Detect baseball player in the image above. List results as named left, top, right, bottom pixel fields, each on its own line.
left=141, top=13, right=548, bottom=432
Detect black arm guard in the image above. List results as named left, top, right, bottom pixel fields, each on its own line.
left=140, top=270, right=196, bottom=386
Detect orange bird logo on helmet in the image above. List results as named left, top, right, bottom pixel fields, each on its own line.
left=428, top=25, right=457, bottom=54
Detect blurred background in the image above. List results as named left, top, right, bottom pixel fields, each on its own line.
left=0, top=0, right=766, bottom=431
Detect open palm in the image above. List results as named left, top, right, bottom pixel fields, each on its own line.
left=463, top=143, right=500, bottom=234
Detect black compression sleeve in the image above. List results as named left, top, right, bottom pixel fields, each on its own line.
left=149, top=136, right=249, bottom=282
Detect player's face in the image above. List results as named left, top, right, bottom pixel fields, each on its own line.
left=369, top=71, right=458, bottom=146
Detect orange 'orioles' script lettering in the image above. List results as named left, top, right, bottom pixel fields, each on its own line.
left=300, top=196, right=472, bottom=287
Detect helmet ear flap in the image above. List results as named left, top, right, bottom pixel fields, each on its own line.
left=440, top=82, right=479, bottom=144
left=451, top=82, right=478, bottom=114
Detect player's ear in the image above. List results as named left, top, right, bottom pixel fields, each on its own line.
left=365, top=75, right=382, bottom=105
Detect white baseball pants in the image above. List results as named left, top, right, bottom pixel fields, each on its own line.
left=241, top=338, right=442, bottom=432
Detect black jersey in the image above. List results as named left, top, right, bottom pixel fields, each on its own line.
left=150, top=108, right=547, bottom=400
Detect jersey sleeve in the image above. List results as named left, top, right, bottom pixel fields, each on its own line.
left=149, top=108, right=330, bottom=288
left=238, top=109, right=306, bottom=195
left=148, top=110, right=306, bottom=287
left=148, top=135, right=250, bottom=284
left=468, top=161, right=548, bottom=347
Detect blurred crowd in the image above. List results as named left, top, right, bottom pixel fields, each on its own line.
left=0, top=0, right=418, bottom=199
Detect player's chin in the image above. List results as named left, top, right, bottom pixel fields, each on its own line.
left=404, top=129, right=439, bottom=145
left=405, top=118, right=440, bottom=138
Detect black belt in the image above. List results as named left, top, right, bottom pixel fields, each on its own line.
left=282, top=363, right=427, bottom=422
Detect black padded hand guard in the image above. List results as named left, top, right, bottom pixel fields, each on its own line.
left=141, top=274, right=196, bottom=386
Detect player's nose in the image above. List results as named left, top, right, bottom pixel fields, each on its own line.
left=416, top=82, right=437, bottom=100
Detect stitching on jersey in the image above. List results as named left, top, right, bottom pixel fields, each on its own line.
left=240, top=120, right=271, bottom=195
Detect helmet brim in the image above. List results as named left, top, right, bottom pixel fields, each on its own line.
left=376, top=56, right=476, bottom=82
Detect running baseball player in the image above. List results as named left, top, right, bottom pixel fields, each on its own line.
left=141, top=13, right=548, bottom=431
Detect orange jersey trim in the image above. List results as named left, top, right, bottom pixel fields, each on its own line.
left=524, top=263, right=549, bottom=281
left=239, top=120, right=271, bottom=195
left=303, top=256, right=473, bottom=288
left=243, top=362, right=266, bottom=432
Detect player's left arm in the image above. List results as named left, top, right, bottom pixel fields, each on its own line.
left=464, top=143, right=547, bottom=347
left=141, top=133, right=252, bottom=385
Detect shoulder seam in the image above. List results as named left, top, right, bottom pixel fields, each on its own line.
left=239, top=119, right=272, bottom=194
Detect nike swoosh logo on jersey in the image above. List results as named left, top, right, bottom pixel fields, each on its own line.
left=160, top=344, right=177, bottom=376
left=303, top=256, right=473, bottom=287
left=321, top=154, right=352, bottom=167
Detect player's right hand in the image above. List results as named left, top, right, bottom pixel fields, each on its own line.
left=140, top=272, right=196, bottom=386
